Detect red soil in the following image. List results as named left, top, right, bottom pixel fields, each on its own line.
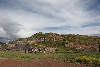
left=0, top=58, right=89, bottom=67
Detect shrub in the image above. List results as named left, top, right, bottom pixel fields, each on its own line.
left=75, top=56, right=100, bottom=66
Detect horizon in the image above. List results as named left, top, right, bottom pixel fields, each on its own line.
left=0, top=0, right=100, bottom=39
left=1, top=31, right=100, bottom=43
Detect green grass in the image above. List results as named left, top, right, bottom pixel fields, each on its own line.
left=0, top=50, right=45, bottom=61
left=45, top=51, right=100, bottom=66
left=0, top=50, right=100, bottom=66
left=45, top=51, right=100, bottom=59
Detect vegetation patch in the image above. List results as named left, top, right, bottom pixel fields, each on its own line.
left=45, top=52, right=100, bottom=66
left=0, top=51, right=45, bottom=61
left=75, top=56, right=100, bottom=66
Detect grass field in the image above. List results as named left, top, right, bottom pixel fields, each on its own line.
left=0, top=50, right=100, bottom=66
left=0, top=51, right=45, bottom=61
left=45, top=52, right=100, bottom=66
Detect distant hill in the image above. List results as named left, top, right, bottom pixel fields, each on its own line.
left=91, top=34, right=100, bottom=37
left=0, top=37, right=10, bottom=43
left=0, top=42, right=5, bottom=44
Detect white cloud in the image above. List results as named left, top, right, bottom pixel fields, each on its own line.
left=0, top=0, right=100, bottom=38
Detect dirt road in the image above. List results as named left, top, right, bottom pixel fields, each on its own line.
left=0, top=58, right=88, bottom=67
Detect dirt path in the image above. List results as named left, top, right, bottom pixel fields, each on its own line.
left=0, top=58, right=89, bottom=67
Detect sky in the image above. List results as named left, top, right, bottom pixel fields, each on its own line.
left=0, top=0, right=100, bottom=39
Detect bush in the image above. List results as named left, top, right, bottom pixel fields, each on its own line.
left=75, top=56, right=100, bottom=66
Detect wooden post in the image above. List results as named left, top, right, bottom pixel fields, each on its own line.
left=97, top=44, right=100, bottom=52
left=99, top=44, right=100, bottom=52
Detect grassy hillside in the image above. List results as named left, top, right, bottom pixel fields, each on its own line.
left=30, top=32, right=100, bottom=46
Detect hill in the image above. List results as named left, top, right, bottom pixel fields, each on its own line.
left=1, top=32, right=100, bottom=52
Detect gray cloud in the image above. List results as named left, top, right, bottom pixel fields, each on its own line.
left=0, top=0, right=100, bottom=37
left=0, top=16, right=21, bottom=39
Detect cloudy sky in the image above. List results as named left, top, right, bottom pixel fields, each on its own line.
left=0, top=0, right=100, bottom=39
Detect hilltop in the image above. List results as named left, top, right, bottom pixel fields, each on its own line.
left=0, top=32, right=99, bottom=52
